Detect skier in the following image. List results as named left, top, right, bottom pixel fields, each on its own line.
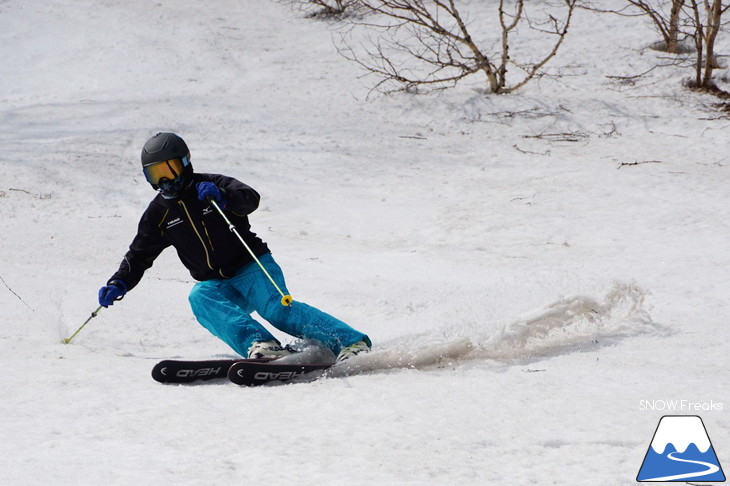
left=98, top=132, right=371, bottom=362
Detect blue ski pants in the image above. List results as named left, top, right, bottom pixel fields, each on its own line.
left=188, top=253, right=368, bottom=358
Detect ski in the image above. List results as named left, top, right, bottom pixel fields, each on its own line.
left=227, top=360, right=333, bottom=386
left=151, top=358, right=271, bottom=384
left=152, top=345, right=354, bottom=386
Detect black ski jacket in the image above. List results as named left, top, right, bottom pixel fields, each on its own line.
left=108, top=173, right=270, bottom=290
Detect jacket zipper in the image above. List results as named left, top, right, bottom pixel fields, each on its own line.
left=177, top=200, right=214, bottom=271
left=200, top=218, right=229, bottom=278
left=200, top=219, right=216, bottom=253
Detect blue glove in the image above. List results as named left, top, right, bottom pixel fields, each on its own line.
left=197, top=182, right=224, bottom=204
left=98, top=280, right=127, bottom=307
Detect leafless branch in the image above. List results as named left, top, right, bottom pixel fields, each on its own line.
left=337, top=0, right=580, bottom=95
left=617, top=159, right=663, bottom=168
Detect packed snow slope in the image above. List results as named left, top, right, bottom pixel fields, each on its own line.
left=1, top=1, right=730, bottom=484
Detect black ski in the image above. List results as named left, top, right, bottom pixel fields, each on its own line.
left=227, top=360, right=333, bottom=386
left=152, top=358, right=271, bottom=384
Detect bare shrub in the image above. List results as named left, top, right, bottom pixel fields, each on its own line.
left=686, top=0, right=729, bottom=90
left=283, top=0, right=361, bottom=18
left=627, top=0, right=687, bottom=53
left=622, top=0, right=730, bottom=92
left=337, top=0, right=579, bottom=95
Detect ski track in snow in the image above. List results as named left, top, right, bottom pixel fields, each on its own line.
left=331, top=281, right=661, bottom=377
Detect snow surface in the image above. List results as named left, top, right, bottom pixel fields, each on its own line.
left=2, top=0, right=730, bottom=484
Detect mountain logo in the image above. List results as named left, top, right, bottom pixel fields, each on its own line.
left=637, top=415, right=725, bottom=482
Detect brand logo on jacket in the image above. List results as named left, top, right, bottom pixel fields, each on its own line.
left=167, top=217, right=184, bottom=229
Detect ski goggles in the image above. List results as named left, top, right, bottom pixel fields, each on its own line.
left=143, top=157, right=188, bottom=185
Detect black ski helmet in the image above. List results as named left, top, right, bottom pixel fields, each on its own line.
left=141, top=132, right=193, bottom=198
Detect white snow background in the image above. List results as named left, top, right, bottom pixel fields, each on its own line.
left=2, top=1, right=730, bottom=484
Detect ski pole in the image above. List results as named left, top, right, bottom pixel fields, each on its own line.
left=209, top=199, right=293, bottom=306
left=64, top=305, right=103, bottom=344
